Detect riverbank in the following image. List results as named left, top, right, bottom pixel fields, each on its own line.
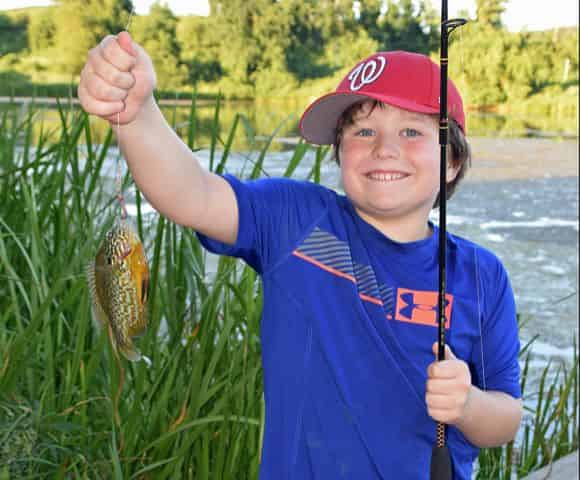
left=522, top=451, right=579, bottom=479
left=466, top=137, right=578, bottom=181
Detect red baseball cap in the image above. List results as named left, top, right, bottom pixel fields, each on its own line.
left=299, top=51, right=466, bottom=145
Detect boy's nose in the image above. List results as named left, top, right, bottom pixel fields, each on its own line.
left=373, top=133, right=399, bottom=160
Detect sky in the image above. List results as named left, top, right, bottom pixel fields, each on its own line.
left=1, top=0, right=578, bottom=32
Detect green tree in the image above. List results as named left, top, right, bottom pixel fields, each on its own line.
left=207, top=0, right=266, bottom=96
left=476, top=0, right=506, bottom=29
left=383, top=0, right=433, bottom=53
left=323, top=28, right=379, bottom=73
left=448, top=23, right=510, bottom=105
left=317, top=0, right=378, bottom=71
left=131, top=2, right=188, bottom=91
left=0, top=12, right=27, bottom=55
left=53, top=0, right=133, bottom=75
left=358, top=0, right=382, bottom=40
left=277, top=0, right=329, bottom=81
left=417, top=0, right=440, bottom=53
left=27, top=8, right=57, bottom=52
left=253, top=0, right=362, bottom=92
left=206, top=0, right=365, bottom=95
left=251, top=1, right=298, bottom=94
left=359, top=0, right=436, bottom=54
left=176, top=15, right=223, bottom=85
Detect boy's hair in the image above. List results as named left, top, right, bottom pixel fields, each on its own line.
left=332, top=100, right=471, bottom=207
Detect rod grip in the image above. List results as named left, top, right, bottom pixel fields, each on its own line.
left=430, top=445, right=452, bottom=480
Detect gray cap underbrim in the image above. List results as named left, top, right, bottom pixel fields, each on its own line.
left=299, top=91, right=439, bottom=145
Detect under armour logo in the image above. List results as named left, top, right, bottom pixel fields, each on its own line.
left=395, top=288, right=453, bottom=328
left=348, top=56, right=387, bottom=91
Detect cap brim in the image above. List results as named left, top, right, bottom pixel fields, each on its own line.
left=299, top=91, right=440, bottom=145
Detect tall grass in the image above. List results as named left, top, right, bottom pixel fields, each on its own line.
left=0, top=98, right=577, bottom=478
left=475, top=335, right=578, bottom=479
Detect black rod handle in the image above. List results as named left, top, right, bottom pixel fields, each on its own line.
left=431, top=445, right=453, bottom=480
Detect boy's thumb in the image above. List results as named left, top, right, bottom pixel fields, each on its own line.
left=117, top=31, right=136, bottom=56
left=431, top=342, right=456, bottom=360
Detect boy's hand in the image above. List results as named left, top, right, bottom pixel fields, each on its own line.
left=78, top=31, right=156, bottom=125
left=426, top=343, right=472, bottom=425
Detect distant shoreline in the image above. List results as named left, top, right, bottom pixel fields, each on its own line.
left=0, top=95, right=216, bottom=107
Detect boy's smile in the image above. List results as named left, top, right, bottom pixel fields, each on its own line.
left=339, top=102, right=458, bottom=242
left=365, top=170, right=409, bottom=182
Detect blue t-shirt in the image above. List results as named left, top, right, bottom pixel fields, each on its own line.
left=197, top=175, right=521, bottom=480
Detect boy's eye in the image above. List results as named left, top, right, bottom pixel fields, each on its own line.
left=402, top=128, right=421, bottom=137
left=355, top=128, right=375, bottom=137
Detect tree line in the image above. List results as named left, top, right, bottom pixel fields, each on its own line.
left=0, top=0, right=577, bottom=108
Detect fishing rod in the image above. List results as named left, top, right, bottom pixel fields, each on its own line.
left=431, top=2, right=467, bottom=480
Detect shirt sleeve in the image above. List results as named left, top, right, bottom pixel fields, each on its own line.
left=196, top=174, right=331, bottom=274
left=472, top=248, right=521, bottom=398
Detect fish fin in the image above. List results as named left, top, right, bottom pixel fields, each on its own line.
left=141, top=355, right=152, bottom=367
left=129, top=242, right=149, bottom=307
left=86, top=259, right=109, bottom=331
left=141, top=276, right=149, bottom=305
left=119, top=345, right=142, bottom=362
left=127, top=242, right=149, bottom=337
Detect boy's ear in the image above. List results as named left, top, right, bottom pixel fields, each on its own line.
left=446, top=161, right=460, bottom=183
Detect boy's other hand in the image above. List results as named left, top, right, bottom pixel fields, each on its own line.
left=78, top=31, right=157, bottom=125
left=426, top=343, right=472, bottom=425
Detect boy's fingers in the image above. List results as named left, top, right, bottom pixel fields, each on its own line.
left=428, top=361, right=461, bottom=379
left=78, top=84, right=124, bottom=117
left=426, top=378, right=459, bottom=394
left=427, top=356, right=469, bottom=380
left=87, top=52, right=135, bottom=90
left=117, top=31, right=135, bottom=56
left=82, top=69, right=129, bottom=102
left=99, top=34, right=136, bottom=72
left=426, top=393, right=460, bottom=410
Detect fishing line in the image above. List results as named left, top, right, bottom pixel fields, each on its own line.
left=114, top=7, right=135, bottom=221
left=455, top=9, right=488, bottom=395
left=109, top=6, right=135, bottom=449
left=475, top=249, right=487, bottom=393
left=457, top=12, right=488, bottom=395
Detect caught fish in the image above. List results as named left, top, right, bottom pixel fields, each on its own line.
left=87, top=218, right=149, bottom=361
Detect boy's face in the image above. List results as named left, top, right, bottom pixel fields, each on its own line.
left=339, top=101, right=459, bottom=229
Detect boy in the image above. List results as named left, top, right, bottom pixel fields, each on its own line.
left=78, top=32, right=522, bottom=479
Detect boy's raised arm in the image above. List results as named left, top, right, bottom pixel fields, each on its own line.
left=78, top=32, right=239, bottom=245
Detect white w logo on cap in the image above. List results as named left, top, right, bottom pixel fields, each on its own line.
left=348, top=56, right=387, bottom=91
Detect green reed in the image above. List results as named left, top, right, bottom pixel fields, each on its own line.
left=0, top=98, right=577, bottom=479
left=474, top=330, right=578, bottom=479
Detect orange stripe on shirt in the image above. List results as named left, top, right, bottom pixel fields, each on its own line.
left=292, top=250, right=383, bottom=307
left=360, top=293, right=383, bottom=306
